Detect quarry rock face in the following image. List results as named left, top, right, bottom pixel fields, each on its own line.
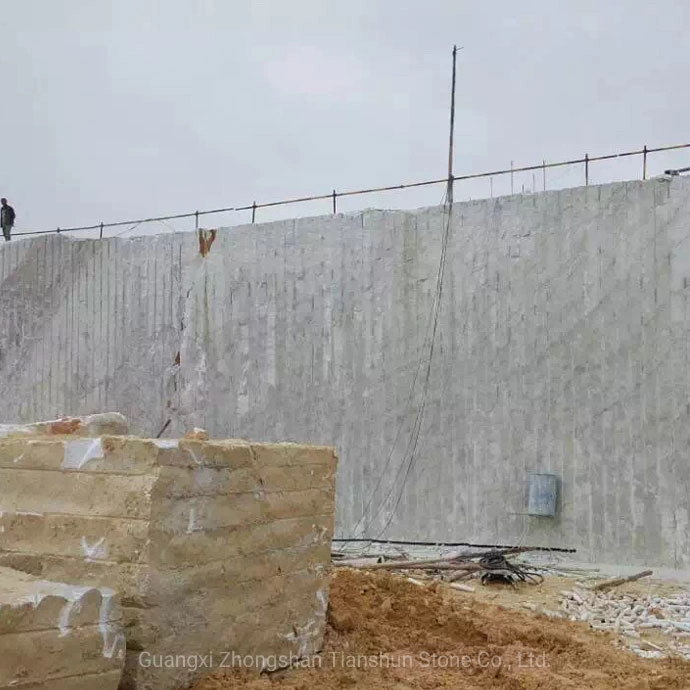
left=2, top=179, right=690, bottom=567
left=0, top=418, right=337, bottom=689
left=0, top=566, right=125, bottom=689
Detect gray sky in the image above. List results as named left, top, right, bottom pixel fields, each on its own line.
left=1, top=1, right=688, bottom=236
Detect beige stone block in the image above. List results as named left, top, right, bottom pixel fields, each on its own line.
left=149, top=487, right=334, bottom=536
left=149, top=514, right=332, bottom=566
left=0, top=513, right=150, bottom=564
left=0, top=554, right=153, bottom=604
left=0, top=625, right=125, bottom=686
left=152, top=462, right=335, bottom=499
left=258, top=463, right=336, bottom=492
left=251, top=443, right=336, bottom=468
left=160, top=439, right=253, bottom=469
left=0, top=439, right=64, bottom=471
left=0, top=566, right=124, bottom=687
left=93, top=437, right=161, bottom=474
left=121, top=618, right=280, bottom=690
left=122, top=562, right=329, bottom=650
left=10, top=669, right=124, bottom=690
left=0, top=590, right=109, bottom=637
left=232, top=596, right=327, bottom=659
left=0, top=437, right=164, bottom=475
left=126, top=622, right=317, bottom=680
left=152, top=464, right=261, bottom=499
left=0, top=469, right=157, bottom=519
left=120, top=595, right=326, bottom=690
left=120, top=645, right=214, bottom=690
left=152, top=553, right=328, bottom=603
left=121, top=608, right=211, bottom=651
left=0, top=567, right=121, bottom=633
left=205, top=567, right=329, bottom=623
left=150, top=493, right=264, bottom=533
left=149, top=513, right=332, bottom=567
left=236, top=514, right=333, bottom=555
left=0, top=431, right=337, bottom=690
left=261, top=488, right=335, bottom=521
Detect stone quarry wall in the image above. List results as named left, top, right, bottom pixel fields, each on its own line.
left=0, top=428, right=336, bottom=689
left=1, top=177, right=690, bottom=567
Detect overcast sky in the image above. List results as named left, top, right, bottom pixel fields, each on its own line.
left=1, top=1, right=688, bottom=236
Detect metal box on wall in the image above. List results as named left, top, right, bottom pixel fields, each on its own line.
left=527, top=473, right=558, bottom=517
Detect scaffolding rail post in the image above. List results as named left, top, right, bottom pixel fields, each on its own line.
left=10, top=142, right=690, bottom=239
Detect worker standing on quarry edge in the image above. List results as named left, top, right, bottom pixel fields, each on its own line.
left=1, top=198, right=15, bottom=241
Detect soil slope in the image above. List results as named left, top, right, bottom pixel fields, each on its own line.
left=191, top=569, right=690, bottom=689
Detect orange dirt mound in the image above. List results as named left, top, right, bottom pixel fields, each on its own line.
left=191, top=569, right=690, bottom=689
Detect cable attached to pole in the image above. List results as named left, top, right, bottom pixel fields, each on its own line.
left=344, top=45, right=462, bottom=546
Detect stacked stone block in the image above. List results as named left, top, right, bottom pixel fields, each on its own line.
left=0, top=566, right=124, bottom=689
left=0, top=427, right=337, bottom=689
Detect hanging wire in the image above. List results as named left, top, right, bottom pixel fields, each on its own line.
left=112, top=221, right=143, bottom=238
left=352, top=189, right=455, bottom=540
left=342, top=193, right=455, bottom=545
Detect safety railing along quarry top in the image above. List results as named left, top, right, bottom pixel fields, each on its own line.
left=13, top=142, right=690, bottom=240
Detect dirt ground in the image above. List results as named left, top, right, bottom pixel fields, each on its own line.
left=190, top=569, right=690, bottom=689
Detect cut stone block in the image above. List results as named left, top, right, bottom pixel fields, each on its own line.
left=11, top=670, right=125, bottom=690
left=0, top=428, right=337, bottom=690
left=0, top=566, right=124, bottom=689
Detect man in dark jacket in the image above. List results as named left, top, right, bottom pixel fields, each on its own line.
left=1, top=198, right=15, bottom=241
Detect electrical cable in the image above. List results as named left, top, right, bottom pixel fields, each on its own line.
left=357, top=192, right=454, bottom=539
left=347, top=219, right=441, bottom=538
left=373, top=201, right=453, bottom=536
left=331, top=537, right=576, bottom=552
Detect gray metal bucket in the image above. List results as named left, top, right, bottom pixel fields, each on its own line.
left=527, top=473, right=558, bottom=517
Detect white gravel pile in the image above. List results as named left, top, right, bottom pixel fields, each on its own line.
left=559, top=586, right=690, bottom=660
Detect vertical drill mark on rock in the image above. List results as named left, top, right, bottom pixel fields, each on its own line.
left=186, top=506, right=201, bottom=534
left=99, top=588, right=125, bottom=659
left=56, top=585, right=92, bottom=637
left=57, top=599, right=78, bottom=637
